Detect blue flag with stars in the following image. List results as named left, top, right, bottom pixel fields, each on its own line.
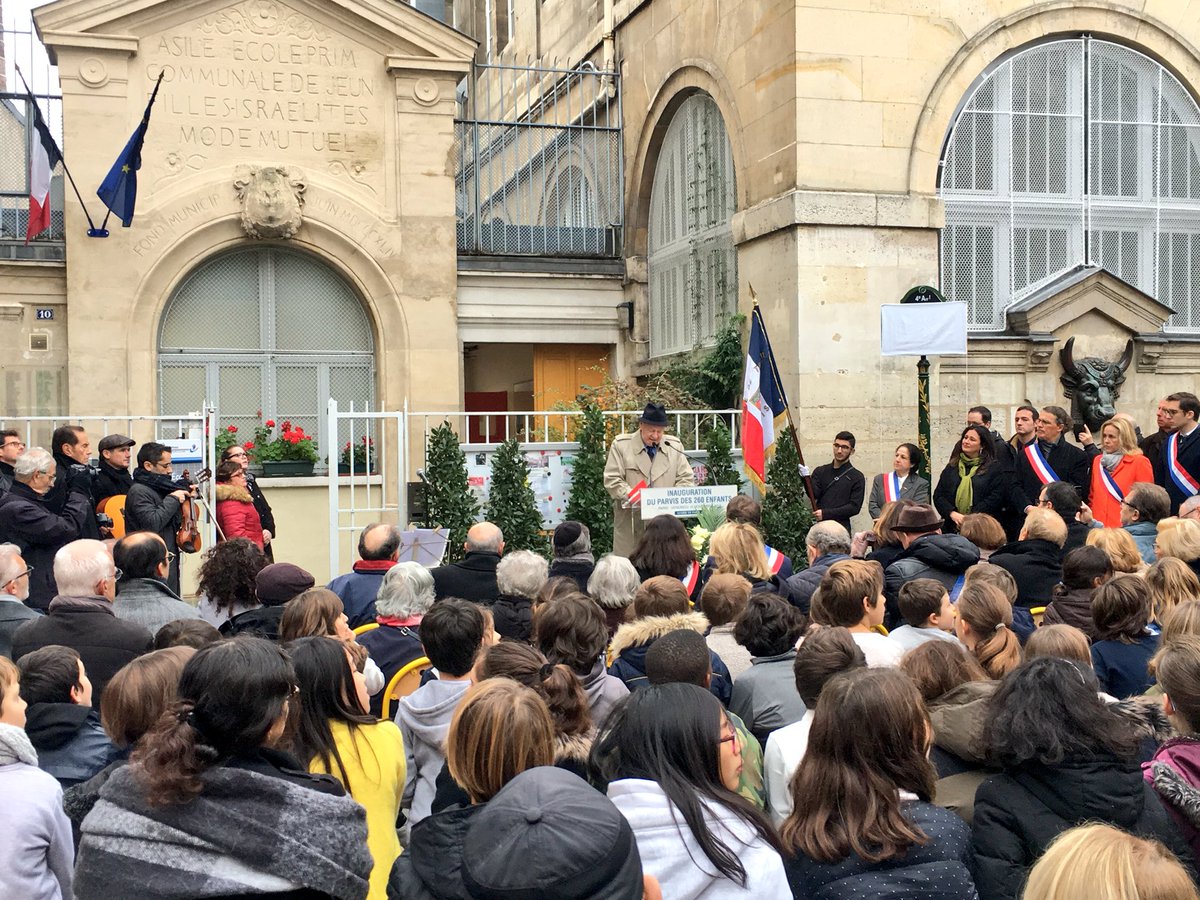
left=97, top=73, right=164, bottom=228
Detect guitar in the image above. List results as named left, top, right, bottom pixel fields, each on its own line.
left=96, top=495, right=128, bottom=539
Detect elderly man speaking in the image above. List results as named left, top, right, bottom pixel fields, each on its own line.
left=604, top=403, right=695, bottom=556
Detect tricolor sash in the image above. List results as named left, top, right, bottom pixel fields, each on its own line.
left=1167, top=433, right=1200, bottom=497
left=765, top=545, right=785, bottom=575
left=883, top=472, right=902, bottom=503
left=1098, top=464, right=1124, bottom=504
left=1023, top=443, right=1060, bottom=485
left=681, top=560, right=700, bottom=595
left=627, top=479, right=648, bottom=505
left=948, top=573, right=967, bottom=603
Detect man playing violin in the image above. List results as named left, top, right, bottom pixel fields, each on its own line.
left=124, top=442, right=194, bottom=595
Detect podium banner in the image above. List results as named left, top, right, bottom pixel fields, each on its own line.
left=641, top=485, right=738, bottom=520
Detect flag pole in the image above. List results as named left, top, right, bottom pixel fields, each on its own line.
left=14, top=64, right=102, bottom=235
left=749, top=288, right=816, bottom=508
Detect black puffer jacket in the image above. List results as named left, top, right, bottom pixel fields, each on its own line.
left=387, top=804, right=483, bottom=900
left=987, top=539, right=1063, bottom=608
left=884, top=534, right=980, bottom=621
left=970, top=755, right=1195, bottom=900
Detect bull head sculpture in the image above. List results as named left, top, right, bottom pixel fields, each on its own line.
left=1059, top=337, right=1135, bottom=434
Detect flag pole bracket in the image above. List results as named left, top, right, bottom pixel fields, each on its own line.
left=87, top=228, right=110, bottom=238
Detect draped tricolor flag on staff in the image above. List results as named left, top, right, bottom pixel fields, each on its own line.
left=742, top=307, right=788, bottom=492
left=23, top=92, right=63, bottom=243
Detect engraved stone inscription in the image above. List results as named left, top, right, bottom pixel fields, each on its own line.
left=145, top=2, right=379, bottom=159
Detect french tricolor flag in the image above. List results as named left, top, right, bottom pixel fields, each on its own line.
left=742, top=307, right=788, bottom=491
left=25, top=96, right=62, bottom=243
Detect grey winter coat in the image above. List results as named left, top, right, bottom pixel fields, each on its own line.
left=395, top=678, right=472, bottom=825
left=113, top=577, right=201, bottom=635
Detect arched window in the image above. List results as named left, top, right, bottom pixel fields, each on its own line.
left=648, top=93, right=737, bottom=357
left=545, top=165, right=595, bottom=229
left=940, top=37, right=1200, bottom=330
left=158, top=248, right=375, bottom=463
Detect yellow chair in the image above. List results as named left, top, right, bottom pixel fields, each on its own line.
left=873, top=623, right=889, bottom=636
left=353, top=622, right=380, bottom=637
left=381, top=656, right=430, bottom=721
left=1029, top=606, right=1046, bottom=628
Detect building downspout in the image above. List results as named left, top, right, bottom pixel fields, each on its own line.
left=601, top=0, right=616, bottom=98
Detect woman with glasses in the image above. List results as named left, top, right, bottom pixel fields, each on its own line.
left=220, top=444, right=276, bottom=560
left=74, top=637, right=373, bottom=899
left=1089, top=418, right=1154, bottom=528
left=591, top=682, right=789, bottom=897
left=213, top=461, right=264, bottom=549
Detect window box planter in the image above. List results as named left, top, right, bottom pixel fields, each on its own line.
left=261, top=460, right=316, bottom=478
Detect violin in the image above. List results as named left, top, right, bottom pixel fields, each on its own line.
left=176, top=468, right=211, bottom=555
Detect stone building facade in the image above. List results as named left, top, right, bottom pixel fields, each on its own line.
left=2, top=0, right=1200, bottom=571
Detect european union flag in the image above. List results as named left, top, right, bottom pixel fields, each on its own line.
left=97, top=73, right=164, bottom=228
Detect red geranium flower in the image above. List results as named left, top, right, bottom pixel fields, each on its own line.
left=265, top=419, right=276, bottom=428
left=226, top=425, right=238, bottom=433
left=243, top=441, right=255, bottom=450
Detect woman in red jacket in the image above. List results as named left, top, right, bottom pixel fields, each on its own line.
left=214, top=460, right=264, bottom=548
left=1090, top=417, right=1154, bottom=528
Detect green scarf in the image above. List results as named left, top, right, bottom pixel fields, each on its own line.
left=955, top=455, right=982, bottom=514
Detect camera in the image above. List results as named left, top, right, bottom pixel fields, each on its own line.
left=96, top=513, right=114, bottom=529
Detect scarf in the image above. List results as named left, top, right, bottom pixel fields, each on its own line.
left=1102, top=452, right=1124, bottom=473
left=132, top=467, right=180, bottom=497
left=0, top=722, right=38, bottom=766
left=955, top=455, right=982, bottom=514
left=77, top=763, right=372, bottom=899
left=554, top=550, right=595, bottom=566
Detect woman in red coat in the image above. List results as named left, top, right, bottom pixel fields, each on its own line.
left=1090, top=417, right=1154, bottom=527
left=214, top=460, right=264, bottom=548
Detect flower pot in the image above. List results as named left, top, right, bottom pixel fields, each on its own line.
left=338, top=464, right=377, bottom=476
left=261, top=460, right=316, bottom=478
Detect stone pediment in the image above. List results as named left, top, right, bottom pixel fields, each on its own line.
left=1004, top=264, right=1175, bottom=337
left=34, top=0, right=476, bottom=67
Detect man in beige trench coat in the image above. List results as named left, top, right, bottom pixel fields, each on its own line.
left=603, top=403, right=696, bottom=557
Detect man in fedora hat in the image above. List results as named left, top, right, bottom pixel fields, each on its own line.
left=604, top=403, right=695, bottom=557
left=881, top=503, right=979, bottom=628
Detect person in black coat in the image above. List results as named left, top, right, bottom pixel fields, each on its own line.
left=546, top=521, right=595, bottom=593
left=94, top=434, right=136, bottom=505
left=934, top=424, right=1013, bottom=533
left=124, top=442, right=192, bottom=596
left=1160, top=392, right=1200, bottom=515
left=970, top=657, right=1194, bottom=900
left=988, top=508, right=1068, bottom=608
left=11, top=539, right=153, bottom=709
left=1012, top=406, right=1090, bottom=514
left=811, top=432, right=866, bottom=534
left=0, top=449, right=92, bottom=610
left=430, top=522, right=503, bottom=603
left=41, top=426, right=101, bottom=540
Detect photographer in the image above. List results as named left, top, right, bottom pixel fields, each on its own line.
left=0, top=447, right=93, bottom=609
left=125, top=443, right=193, bottom=595
left=44, top=425, right=100, bottom=540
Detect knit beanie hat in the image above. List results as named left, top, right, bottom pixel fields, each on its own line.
left=255, top=563, right=315, bottom=606
left=462, top=766, right=644, bottom=899
left=553, top=521, right=590, bottom=556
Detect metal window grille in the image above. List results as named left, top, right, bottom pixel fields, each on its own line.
left=648, top=93, right=737, bottom=357
left=455, top=60, right=622, bottom=258
left=940, top=37, right=1200, bottom=331
left=158, top=248, right=375, bottom=466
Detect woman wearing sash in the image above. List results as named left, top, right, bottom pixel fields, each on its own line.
left=868, top=443, right=931, bottom=519
left=1090, top=418, right=1154, bottom=528
left=934, top=425, right=1012, bottom=533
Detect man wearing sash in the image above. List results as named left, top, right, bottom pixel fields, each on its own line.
left=1013, top=406, right=1089, bottom=514
left=1160, top=392, right=1200, bottom=515
left=604, top=403, right=696, bottom=557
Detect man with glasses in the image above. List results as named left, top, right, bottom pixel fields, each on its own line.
left=0, top=448, right=93, bottom=610
left=1143, top=395, right=1190, bottom=488
left=0, top=543, right=41, bottom=658
left=810, top=431, right=865, bottom=535
left=1013, top=405, right=1090, bottom=514
left=1159, top=392, right=1200, bottom=515
left=110, top=531, right=201, bottom=633
left=124, top=442, right=193, bottom=595
left=0, top=430, right=24, bottom=496
left=11, top=539, right=152, bottom=709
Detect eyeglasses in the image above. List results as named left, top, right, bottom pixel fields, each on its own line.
left=1163, top=408, right=1182, bottom=416
left=108, top=568, right=123, bottom=582
left=719, top=731, right=739, bottom=747
left=0, top=440, right=23, bottom=450
left=165, top=551, right=177, bottom=563
left=2, top=566, right=32, bottom=587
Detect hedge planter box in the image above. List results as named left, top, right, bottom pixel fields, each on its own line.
left=261, top=460, right=316, bottom=478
